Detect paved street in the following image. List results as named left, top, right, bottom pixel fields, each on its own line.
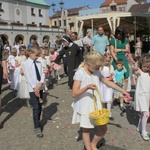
left=0, top=75, right=150, bottom=150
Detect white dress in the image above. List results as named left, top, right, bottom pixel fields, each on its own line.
left=100, top=65, right=114, bottom=103
left=11, top=55, right=26, bottom=90
left=37, top=57, right=47, bottom=68
left=134, top=70, right=150, bottom=112
left=72, top=68, right=103, bottom=128
left=16, top=56, right=30, bottom=99
left=8, top=55, right=16, bottom=82
left=135, top=41, right=142, bottom=57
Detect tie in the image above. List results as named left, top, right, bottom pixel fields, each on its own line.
left=33, top=60, right=41, bottom=81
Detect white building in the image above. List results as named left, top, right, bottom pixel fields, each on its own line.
left=0, top=0, right=64, bottom=46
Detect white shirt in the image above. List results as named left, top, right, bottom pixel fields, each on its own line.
left=83, top=36, right=91, bottom=46
left=23, top=58, right=45, bottom=92
left=37, top=57, right=47, bottom=68
left=74, top=39, right=83, bottom=47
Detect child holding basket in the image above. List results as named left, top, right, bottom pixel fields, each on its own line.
left=72, top=51, right=129, bottom=150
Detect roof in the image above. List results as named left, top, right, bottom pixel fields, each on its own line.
left=26, top=0, right=49, bottom=6
left=129, top=3, right=150, bottom=13
left=52, top=6, right=89, bottom=18
left=101, top=0, right=127, bottom=7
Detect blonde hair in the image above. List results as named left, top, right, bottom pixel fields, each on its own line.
left=79, top=51, right=104, bottom=68
left=28, top=46, right=41, bottom=55
left=138, top=54, right=150, bottom=70
left=50, top=47, right=55, bottom=53
left=100, top=56, right=111, bottom=72
left=11, top=48, right=17, bottom=56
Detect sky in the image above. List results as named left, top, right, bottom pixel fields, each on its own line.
left=45, top=0, right=106, bottom=15
left=45, top=0, right=150, bottom=16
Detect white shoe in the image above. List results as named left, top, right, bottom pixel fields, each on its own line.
left=141, top=133, right=149, bottom=141
left=44, top=85, right=48, bottom=91
left=57, top=76, right=61, bottom=80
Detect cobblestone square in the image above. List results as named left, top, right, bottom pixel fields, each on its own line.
left=0, top=76, right=150, bottom=150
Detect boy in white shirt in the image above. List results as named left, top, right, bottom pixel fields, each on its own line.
left=23, top=46, right=45, bottom=138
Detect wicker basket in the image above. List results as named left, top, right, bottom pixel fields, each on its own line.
left=89, top=89, right=110, bottom=126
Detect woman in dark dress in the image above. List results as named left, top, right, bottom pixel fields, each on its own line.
left=55, top=35, right=83, bottom=91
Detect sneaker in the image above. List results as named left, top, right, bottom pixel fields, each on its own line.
left=109, top=117, right=114, bottom=121
left=26, top=99, right=31, bottom=108
left=57, top=75, right=61, bottom=81
left=141, top=133, right=149, bottom=141
left=44, top=85, right=48, bottom=91
left=34, top=128, right=43, bottom=138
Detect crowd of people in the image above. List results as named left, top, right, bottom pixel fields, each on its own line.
left=0, top=26, right=150, bottom=150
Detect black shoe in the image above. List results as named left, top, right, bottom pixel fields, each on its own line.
left=120, top=107, right=126, bottom=116
left=34, top=128, right=43, bottom=138
left=109, top=117, right=114, bottom=121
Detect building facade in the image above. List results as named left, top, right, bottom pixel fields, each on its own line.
left=50, top=6, right=89, bottom=33
left=0, top=0, right=64, bottom=46
left=100, top=0, right=138, bottom=13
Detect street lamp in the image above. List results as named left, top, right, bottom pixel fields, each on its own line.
left=59, top=0, right=64, bottom=11
left=51, top=1, right=64, bottom=36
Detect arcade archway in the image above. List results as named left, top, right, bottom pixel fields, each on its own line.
left=15, top=34, right=24, bottom=44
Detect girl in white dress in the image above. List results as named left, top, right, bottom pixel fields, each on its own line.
left=37, top=48, right=49, bottom=91
left=16, top=46, right=30, bottom=106
left=8, top=48, right=17, bottom=90
left=72, top=51, right=129, bottom=150
left=134, top=37, right=142, bottom=57
left=100, top=54, right=115, bottom=120
left=134, top=54, right=150, bottom=141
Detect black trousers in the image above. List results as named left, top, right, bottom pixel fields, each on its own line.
left=29, top=90, right=43, bottom=129
left=68, top=70, right=75, bottom=89
left=62, top=57, right=68, bottom=75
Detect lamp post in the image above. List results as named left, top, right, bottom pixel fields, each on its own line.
left=51, top=1, right=64, bottom=36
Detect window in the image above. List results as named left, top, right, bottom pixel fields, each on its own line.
left=39, top=23, right=42, bottom=26
left=31, top=8, right=35, bottom=16
left=0, top=3, right=4, bottom=12
left=59, top=20, right=61, bottom=26
left=54, top=21, right=57, bottom=26
left=102, top=9, right=108, bottom=13
left=16, top=9, right=20, bottom=15
left=63, top=20, right=66, bottom=26
left=32, top=22, right=35, bottom=24
left=39, top=9, right=42, bottom=17
left=111, top=6, right=117, bottom=11
left=119, top=7, right=125, bottom=12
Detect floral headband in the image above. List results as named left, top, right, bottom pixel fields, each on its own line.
left=104, top=53, right=112, bottom=58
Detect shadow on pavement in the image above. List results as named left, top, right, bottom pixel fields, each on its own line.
left=125, top=105, right=139, bottom=127
left=100, top=144, right=126, bottom=150
left=0, top=91, right=26, bottom=129
left=41, top=102, right=59, bottom=131
left=1, top=91, right=17, bottom=108
left=108, top=122, right=122, bottom=128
